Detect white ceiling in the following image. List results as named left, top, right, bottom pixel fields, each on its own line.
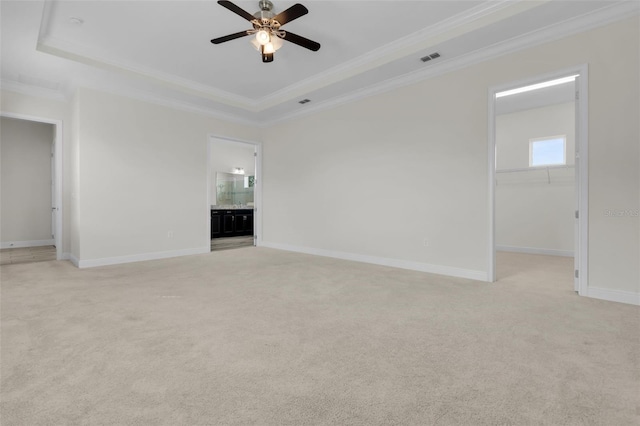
left=1, top=1, right=637, bottom=124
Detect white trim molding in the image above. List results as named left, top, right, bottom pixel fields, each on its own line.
left=0, top=78, right=66, bottom=102
left=587, top=288, right=640, bottom=306
left=69, top=254, right=80, bottom=267
left=260, top=241, right=487, bottom=282
left=496, top=245, right=574, bottom=258
left=267, top=2, right=638, bottom=126
left=76, top=247, right=210, bottom=268
left=0, top=239, right=55, bottom=249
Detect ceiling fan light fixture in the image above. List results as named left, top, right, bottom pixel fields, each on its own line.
left=251, top=34, right=282, bottom=53
left=211, top=1, right=321, bottom=63
left=255, top=29, right=270, bottom=45
left=263, top=42, right=275, bottom=54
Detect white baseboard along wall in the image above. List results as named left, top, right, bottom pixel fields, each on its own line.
left=73, top=246, right=210, bottom=268
left=260, top=241, right=488, bottom=282
left=262, top=241, right=638, bottom=306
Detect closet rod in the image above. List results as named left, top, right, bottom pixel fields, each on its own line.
left=495, top=164, right=575, bottom=174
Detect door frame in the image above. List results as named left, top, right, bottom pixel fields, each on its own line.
left=0, top=112, right=64, bottom=260
left=487, top=64, right=589, bottom=296
left=206, top=135, right=262, bottom=248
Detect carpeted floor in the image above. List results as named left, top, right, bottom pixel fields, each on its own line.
left=1, top=249, right=638, bottom=425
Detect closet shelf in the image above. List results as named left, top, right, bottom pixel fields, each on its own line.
left=496, top=164, right=574, bottom=174
left=496, top=164, right=574, bottom=184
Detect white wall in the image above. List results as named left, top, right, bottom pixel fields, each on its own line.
left=495, top=102, right=575, bottom=255
left=74, top=88, right=259, bottom=265
left=1, top=90, right=72, bottom=256
left=263, top=70, right=490, bottom=279
left=0, top=117, right=53, bottom=246
left=1, top=16, right=637, bottom=302
left=209, top=138, right=255, bottom=206
left=262, top=16, right=639, bottom=298
left=587, top=17, right=639, bottom=298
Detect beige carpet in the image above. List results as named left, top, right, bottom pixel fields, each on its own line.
left=1, top=249, right=638, bottom=425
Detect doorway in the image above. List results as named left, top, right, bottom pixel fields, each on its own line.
left=207, top=135, right=261, bottom=252
left=488, top=66, right=589, bottom=296
left=0, top=113, right=63, bottom=262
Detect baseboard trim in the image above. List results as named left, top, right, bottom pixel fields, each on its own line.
left=61, top=252, right=71, bottom=261
left=260, top=241, right=487, bottom=281
left=496, top=245, right=574, bottom=257
left=1, top=239, right=55, bottom=249
left=76, top=247, right=210, bottom=268
left=587, top=287, right=640, bottom=306
left=69, top=253, right=80, bottom=267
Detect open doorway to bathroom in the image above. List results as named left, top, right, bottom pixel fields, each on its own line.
left=208, top=136, right=259, bottom=252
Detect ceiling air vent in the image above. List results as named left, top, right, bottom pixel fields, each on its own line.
left=420, top=52, right=441, bottom=63
left=298, top=99, right=311, bottom=104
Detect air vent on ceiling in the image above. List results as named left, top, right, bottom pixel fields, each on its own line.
left=420, top=52, right=441, bottom=63
left=298, top=99, right=311, bottom=104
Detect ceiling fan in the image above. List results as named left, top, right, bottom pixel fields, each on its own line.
left=211, top=0, right=321, bottom=63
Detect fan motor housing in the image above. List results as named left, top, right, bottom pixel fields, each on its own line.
left=255, top=0, right=275, bottom=20
left=253, top=10, right=275, bottom=21
left=258, top=0, right=273, bottom=11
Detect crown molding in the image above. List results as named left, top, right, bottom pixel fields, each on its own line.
left=0, top=78, right=67, bottom=102
left=267, top=0, right=640, bottom=126
left=258, top=0, right=535, bottom=109
left=34, top=0, right=538, bottom=113
left=37, top=0, right=256, bottom=110
left=36, top=36, right=257, bottom=111
left=35, top=0, right=257, bottom=123
left=16, top=0, right=639, bottom=126
left=79, top=84, right=259, bottom=127
left=1, top=78, right=259, bottom=127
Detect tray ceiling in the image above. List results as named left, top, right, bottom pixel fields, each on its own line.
left=1, top=1, right=637, bottom=124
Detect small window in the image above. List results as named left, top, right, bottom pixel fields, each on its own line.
left=529, top=136, right=566, bottom=167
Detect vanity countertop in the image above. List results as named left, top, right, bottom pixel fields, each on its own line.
left=211, top=205, right=254, bottom=210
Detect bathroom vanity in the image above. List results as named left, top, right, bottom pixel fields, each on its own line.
left=211, top=208, right=254, bottom=239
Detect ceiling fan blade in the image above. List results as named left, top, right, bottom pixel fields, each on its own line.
left=217, top=0, right=256, bottom=22
left=273, top=3, right=308, bottom=26
left=281, top=31, right=320, bottom=52
left=211, top=30, right=251, bottom=44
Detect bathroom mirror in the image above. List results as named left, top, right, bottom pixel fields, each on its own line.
left=215, top=172, right=254, bottom=206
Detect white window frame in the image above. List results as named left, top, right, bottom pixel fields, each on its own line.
left=529, top=135, right=567, bottom=167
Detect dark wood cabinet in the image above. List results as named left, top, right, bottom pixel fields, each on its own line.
left=211, top=211, right=221, bottom=238
left=243, top=214, right=254, bottom=235
left=211, top=209, right=253, bottom=239
left=222, top=212, right=235, bottom=236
